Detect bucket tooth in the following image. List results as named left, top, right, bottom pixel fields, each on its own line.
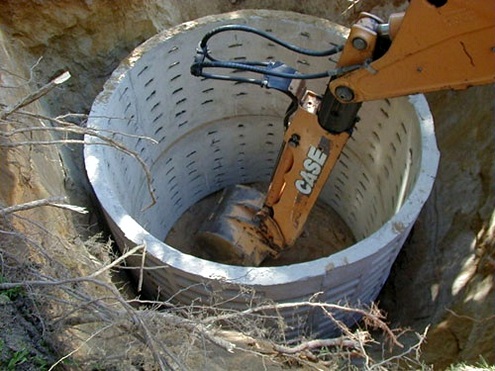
left=197, top=185, right=276, bottom=266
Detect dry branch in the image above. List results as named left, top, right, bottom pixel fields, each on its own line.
left=0, top=109, right=158, bottom=209
left=0, top=246, right=144, bottom=290
left=0, top=71, right=70, bottom=120
left=0, top=56, right=43, bottom=89
left=369, top=326, right=430, bottom=370
left=273, top=336, right=359, bottom=354
left=0, top=196, right=88, bottom=215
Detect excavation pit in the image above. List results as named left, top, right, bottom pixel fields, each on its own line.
left=85, top=10, right=439, bottom=339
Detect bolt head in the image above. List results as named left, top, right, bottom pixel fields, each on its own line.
left=288, top=134, right=300, bottom=147
left=352, top=37, right=368, bottom=51
left=335, top=86, right=355, bottom=102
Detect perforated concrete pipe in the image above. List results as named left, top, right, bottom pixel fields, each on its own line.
left=84, top=10, right=439, bottom=339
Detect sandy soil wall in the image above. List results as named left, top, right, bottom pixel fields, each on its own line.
left=0, top=0, right=493, bottom=368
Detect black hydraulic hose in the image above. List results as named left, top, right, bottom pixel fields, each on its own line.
left=197, top=60, right=361, bottom=80
left=199, top=24, right=343, bottom=60
left=190, top=23, right=362, bottom=87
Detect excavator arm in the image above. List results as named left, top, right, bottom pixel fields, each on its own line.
left=258, top=0, right=495, bottom=261
left=192, top=0, right=495, bottom=266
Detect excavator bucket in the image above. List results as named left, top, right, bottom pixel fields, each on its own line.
left=197, top=185, right=276, bottom=266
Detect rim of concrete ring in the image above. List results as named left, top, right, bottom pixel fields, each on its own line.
left=85, top=10, right=440, bottom=287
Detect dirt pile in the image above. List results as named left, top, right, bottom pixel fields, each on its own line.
left=0, top=0, right=493, bottom=369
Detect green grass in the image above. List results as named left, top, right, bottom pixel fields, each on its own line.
left=1, top=344, right=50, bottom=370
left=447, top=356, right=495, bottom=370
left=0, top=275, right=23, bottom=300
left=7, top=348, right=30, bottom=370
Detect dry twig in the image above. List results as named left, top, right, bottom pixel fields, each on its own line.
left=273, top=336, right=359, bottom=354
left=0, top=110, right=158, bottom=209
left=0, top=196, right=88, bottom=215
left=0, top=71, right=71, bottom=120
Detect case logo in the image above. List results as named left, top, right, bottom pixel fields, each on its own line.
left=295, top=145, right=328, bottom=195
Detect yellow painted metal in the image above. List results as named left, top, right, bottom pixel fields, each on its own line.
left=330, top=0, right=495, bottom=102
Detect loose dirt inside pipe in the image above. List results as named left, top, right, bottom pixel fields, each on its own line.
left=165, top=183, right=355, bottom=266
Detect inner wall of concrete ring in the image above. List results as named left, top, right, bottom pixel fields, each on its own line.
left=84, top=10, right=439, bottom=338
